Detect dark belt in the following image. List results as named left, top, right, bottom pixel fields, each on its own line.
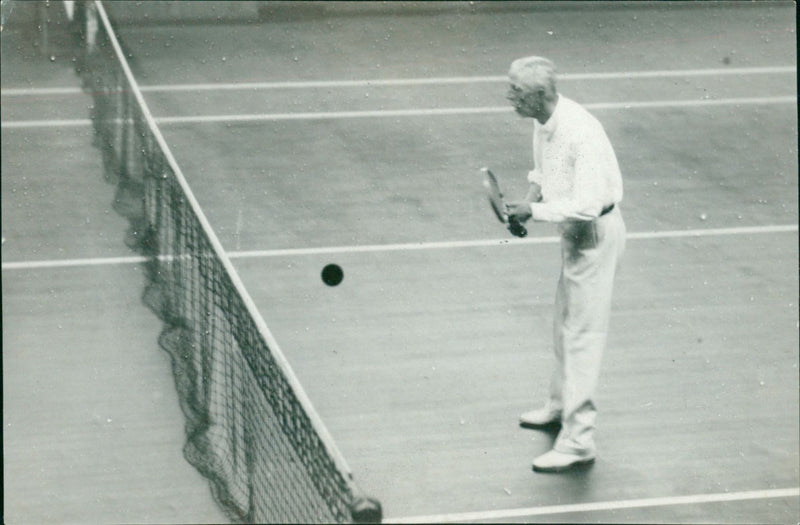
left=600, top=203, right=615, bottom=217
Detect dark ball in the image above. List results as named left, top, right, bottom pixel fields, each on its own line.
left=321, top=264, right=344, bottom=286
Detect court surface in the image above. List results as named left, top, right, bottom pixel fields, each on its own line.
left=2, top=2, right=798, bottom=523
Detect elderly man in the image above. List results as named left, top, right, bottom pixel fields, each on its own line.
left=504, top=56, right=626, bottom=473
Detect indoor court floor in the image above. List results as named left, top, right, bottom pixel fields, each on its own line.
left=3, top=2, right=798, bottom=523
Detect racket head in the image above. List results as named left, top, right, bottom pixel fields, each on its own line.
left=482, top=167, right=507, bottom=223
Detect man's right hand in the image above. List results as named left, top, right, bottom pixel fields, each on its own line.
left=505, top=201, right=533, bottom=223
left=507, top=216, right=528, bottom=238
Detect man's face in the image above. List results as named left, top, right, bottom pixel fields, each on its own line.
left=507, top=82, right=541, bottom=119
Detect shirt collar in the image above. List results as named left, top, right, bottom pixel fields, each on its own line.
left=538, top=95, right=561, bottom=138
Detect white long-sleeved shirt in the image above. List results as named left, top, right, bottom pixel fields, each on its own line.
left=527, top=95, right=623, bottom=222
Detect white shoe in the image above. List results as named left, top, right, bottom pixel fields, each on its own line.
left=519, top=407, right=561, bottom=429
left=532, top=449, right=595, bottom=473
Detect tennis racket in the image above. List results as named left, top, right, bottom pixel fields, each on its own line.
left=482, top=167, right=527, bottom=237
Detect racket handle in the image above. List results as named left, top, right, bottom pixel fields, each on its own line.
left=508, top=217, right=528, bottom=238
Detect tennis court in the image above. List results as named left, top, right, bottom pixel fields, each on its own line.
left=2, top=1, right=798, bottom=523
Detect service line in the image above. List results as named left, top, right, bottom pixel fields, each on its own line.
left=1, top=65, right=795, bottom=96
left=1, top=95, right=796, bottom=129
left=2, top=224, right=796, bottom=271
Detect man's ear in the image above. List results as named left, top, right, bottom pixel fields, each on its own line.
left=524, top=89, right=542, bottom=105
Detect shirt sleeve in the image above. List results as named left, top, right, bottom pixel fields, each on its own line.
left=529, top=130, right=609, bottom=222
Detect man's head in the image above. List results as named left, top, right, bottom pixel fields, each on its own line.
left=507, top=56, right=558, bottom=123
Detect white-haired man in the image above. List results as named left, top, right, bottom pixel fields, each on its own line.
left=504, top=56, right=626, bottom=473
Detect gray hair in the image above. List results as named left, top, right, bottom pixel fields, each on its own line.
left=508, top=56, right=558, bottom=98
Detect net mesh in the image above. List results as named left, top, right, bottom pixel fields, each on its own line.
left=71, top=2, right=380, bottom=523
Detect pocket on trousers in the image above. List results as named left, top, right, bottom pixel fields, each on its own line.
left=563, top=221, right=598, bottom=252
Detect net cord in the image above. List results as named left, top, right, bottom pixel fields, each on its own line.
left=91, top=0, right=355, bottom=485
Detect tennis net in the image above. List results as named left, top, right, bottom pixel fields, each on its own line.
left=72, top=2, right=381, bottom=523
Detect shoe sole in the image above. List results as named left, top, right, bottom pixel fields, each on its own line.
left=519, top=420, right=561, bottom=430
left=532, top=457, right=595, bottom=473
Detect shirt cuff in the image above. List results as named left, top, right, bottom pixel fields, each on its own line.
left=529, top=201, right=560, bottom=222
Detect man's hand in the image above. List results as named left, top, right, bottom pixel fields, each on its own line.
left=507, top=216, right=528, bottom=237
left=505, top=201, right=532, bottom=238
left=505, top=201, right=533, bottom=223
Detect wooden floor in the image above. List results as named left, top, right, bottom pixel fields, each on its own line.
left=2, top=2, right=797, bottom=523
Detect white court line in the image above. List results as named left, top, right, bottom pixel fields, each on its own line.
left=0, top=254, right=149, bottom=270
left=229, top=224, right=799, bottom=259
left=2, top=117, right=92, bottom=128
left=1, top=66, right=795, bottom=96
left=384, top=487, right=800, bottom=524
left=153, top=96, right=799, bottom=125
left=1, top=95, right=796, bottom=129
left=2, top=224, right=796, bottom=271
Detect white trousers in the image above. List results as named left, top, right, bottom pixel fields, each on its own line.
left=547, top=207, right=626, bottom=455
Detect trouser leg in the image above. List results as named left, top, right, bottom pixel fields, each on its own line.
left=552, top=210, right=625, bottom=454
left=547, top=274, right=567, bottom=413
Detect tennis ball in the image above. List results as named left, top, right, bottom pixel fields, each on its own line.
left=321, top=264, right=344, bottom=286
